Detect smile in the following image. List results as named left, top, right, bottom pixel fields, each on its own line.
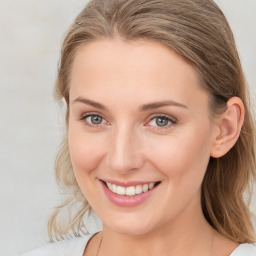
left=100, top=180, right=161, bottom=207
left=105, top=182, right=159, bottom=196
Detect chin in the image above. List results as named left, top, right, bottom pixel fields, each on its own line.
left=102, top=215, right=157, bottom=236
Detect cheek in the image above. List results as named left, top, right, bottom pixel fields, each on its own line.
left=147, top=127, right=212, bottom=180
left=68, top=128, right=106, bottom=175
left=68, top=127, right=109, bottom=207
left=144, top=127, right=213, bottom=218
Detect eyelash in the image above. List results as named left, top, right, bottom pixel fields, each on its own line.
left=80, top=112, right=109, bottom=128
left=80, top=112, right=177, bottom=129
left=146, top=114, right=177, bottom=130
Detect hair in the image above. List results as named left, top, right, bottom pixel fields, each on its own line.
left=48, top=0, right=256, bottom=243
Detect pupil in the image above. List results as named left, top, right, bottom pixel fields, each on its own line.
left=156, top=117, right=168, bottom=127
left=92, top=116, right=102, bottom=124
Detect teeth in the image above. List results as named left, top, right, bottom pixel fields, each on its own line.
left=142, top=184, right=149, bottom=192
left=106, top=182, right=112, bottom=190
left=126, top=186, right=136, bottom=196
left=112, top=184, right=117, bottom=193
left=135, top=185, right=143, bottom=194
left=116, top=186, right=126, bottom=195
left=106, top=182, right=157, bottom=196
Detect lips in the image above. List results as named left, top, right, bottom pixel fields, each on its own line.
left=100, top=179, right=161, bottom=207
left=105, top=181, right=159, bottom=196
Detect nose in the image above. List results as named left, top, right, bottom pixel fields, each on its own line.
left=107, top=124, right=145, bottom=174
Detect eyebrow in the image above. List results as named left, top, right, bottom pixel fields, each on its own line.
left=140, top=100, right=188, bottom=111
left=72, top=97, right=188, bottom=111
left=72, top=97, right=106, bottom=109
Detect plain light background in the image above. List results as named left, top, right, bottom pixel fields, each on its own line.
left=0, top=1, right=255, bottom=255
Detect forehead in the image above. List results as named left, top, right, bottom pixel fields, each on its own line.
left=69, top=38, right=208, bottom=111
left=71, top=38, right=198, bottom=83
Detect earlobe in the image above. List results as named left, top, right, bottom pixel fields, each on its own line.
left=210, top=97, right=245, bottom=158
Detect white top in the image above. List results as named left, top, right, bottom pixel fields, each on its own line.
left=21, top=233, right=256, bottom=256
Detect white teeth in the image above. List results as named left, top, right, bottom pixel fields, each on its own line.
left=126, top=186, right=136, bottom=196
left=106, top=182, right=157, bottom=196
left=116, top=186, right=126, bottom=195
left=106, top=182, right=112, bottom=190
left=142, top=184, right=149, bottom=192
left=135, top=185, right=143, bottom=194
left=112, top=184, right=117, bottom=193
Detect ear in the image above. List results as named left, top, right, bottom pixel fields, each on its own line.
left=210, top=97, right=245, bottom=158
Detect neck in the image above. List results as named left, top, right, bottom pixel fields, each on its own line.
left=99, top=194, right=215, bottom=256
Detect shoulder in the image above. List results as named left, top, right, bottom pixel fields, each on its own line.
left=230, top=243, right=256, bottom=256
left=20, top=233, right=96, bottom=256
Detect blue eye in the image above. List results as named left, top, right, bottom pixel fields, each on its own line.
left=87, top=115, right=103, bottom=125
left=148, top=115, right=176, bottom=128
left=81, top=114, right=108, bottom=127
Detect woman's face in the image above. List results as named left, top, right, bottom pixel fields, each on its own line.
left=68, top=39, right=217, bottom=235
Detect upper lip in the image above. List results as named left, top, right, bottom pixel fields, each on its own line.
left=100, top=179, right=160, bottom=187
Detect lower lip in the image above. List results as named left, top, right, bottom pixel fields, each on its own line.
left=100, top=181, right=159, bottom=207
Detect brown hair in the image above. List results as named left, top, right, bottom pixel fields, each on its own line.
left=49, top=0, right=256, bottom=243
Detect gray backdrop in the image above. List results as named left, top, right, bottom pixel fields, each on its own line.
left=0, top=1, right=255, bottom=255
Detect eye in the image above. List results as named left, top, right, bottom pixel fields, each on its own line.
left=88, top=115, right=103, bottom=125
left=81, top=113, right=109, bottom=127
left=147, top=115, right=176, bottom=128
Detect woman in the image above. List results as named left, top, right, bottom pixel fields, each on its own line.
left=22, top=0, right=256, bottom=255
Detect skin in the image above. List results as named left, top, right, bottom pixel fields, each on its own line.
left=68, top=38, right=243, bottom=256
